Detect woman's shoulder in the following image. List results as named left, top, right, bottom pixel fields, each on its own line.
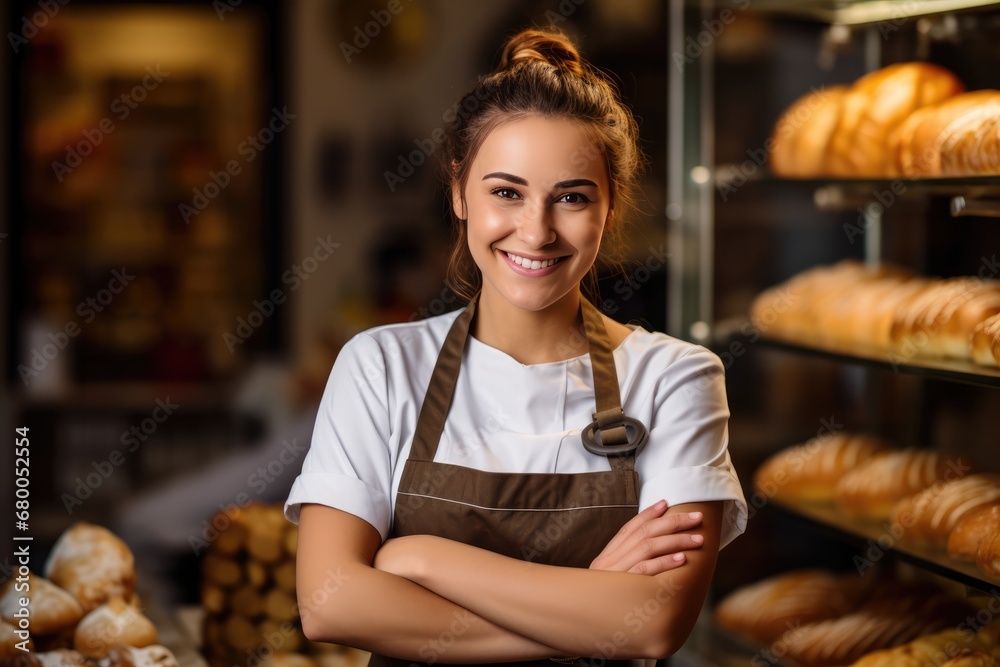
left=617, top=321, right=724, bottom=373
left=339, top=307, right=465, bottom=368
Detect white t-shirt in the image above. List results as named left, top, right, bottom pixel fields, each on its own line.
left=283, top=307, right=748, bottom=549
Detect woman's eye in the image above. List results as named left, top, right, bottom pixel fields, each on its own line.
left=491, top=187, right=521, bottom=200
left=557, top=192, right=591, bottom=205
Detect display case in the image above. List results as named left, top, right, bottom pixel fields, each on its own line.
left=667, top=1, right=1000, bottom=664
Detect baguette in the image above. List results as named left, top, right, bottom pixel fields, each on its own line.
left=947, top=503, right=1000, bottom=561
left=835, top=450, right=959, bottom=519
left=891, top=473, right=1000, bottom=546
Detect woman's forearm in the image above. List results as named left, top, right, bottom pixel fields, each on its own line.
left=379, top=502, right=724, bottom=660
left=299, top=561, right=567, bottom=663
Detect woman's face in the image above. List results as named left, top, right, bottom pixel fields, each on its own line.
left=455, top=115, right=611, bottom=312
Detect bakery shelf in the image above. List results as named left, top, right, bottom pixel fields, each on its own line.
left=757, top=335, right=1000, bottom=388
left=769, top=498, right=1000, bottom=595
left=715, top=0, right=1000, bottom=25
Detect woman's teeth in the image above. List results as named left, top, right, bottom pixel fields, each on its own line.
left=505, top=252, right=563, bottom=269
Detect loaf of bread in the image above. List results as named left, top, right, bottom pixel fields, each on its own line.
left=836, top=450, right=960, bottom=519
left=976, top=530, right=1000, bottom=580
left=770, top=86, right=849, bottom=177
left=850, top=629, right=994, bottom=666
left=972, top=313, right=1000, bottom=367
left=826, top=62, right=964, bottom=177
left=941, top=651, right=1000, bottom=667
left=0, top=573, right=84, bottom=637
left=713, top=569, right=860, bottom=643
left=44, top=523, right=137, bottom=614
left=893, top=90, right=1000, bottom=176
left=73, top=597, right=158, bottom=658
left=940, top=105, right=1000, bottom=176
left=891, top=473, right=1000, bottom=546
left=947, top=503, right=1000, bottom=561
left=754, top=432, right=890, bottom=503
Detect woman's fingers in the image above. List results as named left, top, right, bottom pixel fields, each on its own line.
left=613, top=532, right=705, bottom=574
left=597, top=499, right=669, bottom=560
left=600, top=510, right=704, bottom=566
left=627, top=552, right=689, bottom=576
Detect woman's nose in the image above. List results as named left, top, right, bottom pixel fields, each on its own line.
left=515, top=199, right=557, bottom=248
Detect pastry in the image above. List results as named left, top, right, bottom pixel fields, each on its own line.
left=891, top=473, right=1000, bottom=545
left=713, top=569, right=858, bottom=643
left=44, top=523, right=137, bottom=614
left=98, top=644, right=179, bottom=667
left=851, top=630, right=994, bottom=667
left=0, top=573, right=84, bottom=636
left=947, top=503, right=1000, bottom=561
left=894, top=90, right=1000, bottom=177
left=836, top=450, right=962, bottom=519
left=770, top=85, right=848, bottom=177
left=972, top=313, right=1000, bottom=367
left=976, top=531, right=1000, bottom=580
left=73, top=598, right=158, bottom=658
left=940, top=105, right=1000, bottom=176
left=753, top=432, right=890, bottom=503
left=826, top=62, right=964, bottom=176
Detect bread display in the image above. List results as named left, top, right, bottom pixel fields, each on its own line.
left=890, top=473, right=1000, bottom=546
left=749, top=261, right=1000, bottom=366
left=713, top=569, right=862, bottom=643
left=835, top=450, right=961, bottom=519
left=0, top=573, right=84, bottom=637
left=44, top=523, right=138, bottom=615
left=198, top=502, right=368, bottom=667
left=947, top=503, right=1000, bottom=561
left=752, top=432, right=890, bottom=503
left=73, top=598, right=158, bottom=659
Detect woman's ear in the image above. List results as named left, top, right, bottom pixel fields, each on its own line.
left=451, top=181, right=467, bottom=220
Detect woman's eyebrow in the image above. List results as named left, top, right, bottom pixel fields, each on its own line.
left=482, top=171, right=527, bottom=185
left=554, top=178, right=598, bottom=188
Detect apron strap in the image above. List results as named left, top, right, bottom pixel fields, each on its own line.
left=408, top=290, right=637, bottom=475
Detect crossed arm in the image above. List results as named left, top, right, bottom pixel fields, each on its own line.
left=296, top=499, right=722, bottom=662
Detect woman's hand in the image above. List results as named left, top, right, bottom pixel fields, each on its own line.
left=589, top=499, right=705, bottom=575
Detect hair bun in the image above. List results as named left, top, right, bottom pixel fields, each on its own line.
left=498, top=28, right=583, bottom=76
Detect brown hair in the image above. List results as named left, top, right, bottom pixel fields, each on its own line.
left=442, top=26, right=645, bottom=304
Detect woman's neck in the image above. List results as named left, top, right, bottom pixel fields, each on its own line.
left=471, top=284, right=590, bottom=365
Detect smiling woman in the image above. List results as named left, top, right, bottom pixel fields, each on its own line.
left=285, top=25, right=747, bottom=667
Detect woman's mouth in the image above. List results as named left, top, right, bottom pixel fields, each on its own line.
left=498, top=249, right=569, bottom=277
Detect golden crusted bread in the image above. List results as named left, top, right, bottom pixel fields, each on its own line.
left=73, top=598, right=158, bottom=658
left=826, top=62, right=964, bottom=177
left=940, top=105, right=1000, bottom=176
left=770, top=85, right=849, bottom=177
left=894, top=90, right=1000, bottom=177
left=850, top=629, right=994, bottom=667
left=891, top=474, right=1000, bottom=545
left=753, top=432, right=890, bottom=503
left=947, top=503, right=1000, bottom=561
left=972, top=313, right=1000, bottom=367
left=836, top=450, right=960, bottom=519
left=1, top=618, right=33, bottom=656
left=713, top=569, right=860, bottom=643
left=976, top=530, right=1000, bottom=580
left=0, top=573, right=84, bottom=636
left=44, top=523, right=137, bottom=614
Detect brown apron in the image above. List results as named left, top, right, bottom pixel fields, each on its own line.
left=367, top=290, right=644, bottom=667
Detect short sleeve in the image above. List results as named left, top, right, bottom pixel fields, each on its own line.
left=635, top=346, right=748, bottom=550
left=283, top=332, right=394, bottom=541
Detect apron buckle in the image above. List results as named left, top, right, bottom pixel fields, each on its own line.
left=581, top=411, right=649, bottom=456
